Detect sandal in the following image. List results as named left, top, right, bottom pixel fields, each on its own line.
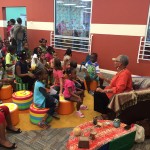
left=0, top=143, right=17, bottom=149
left=38, top=121, right=51, bottom=129
left=6, top=127, right=22, bottom=134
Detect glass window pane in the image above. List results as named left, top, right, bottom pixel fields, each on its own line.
left=55, top=0, right=92, bottom=52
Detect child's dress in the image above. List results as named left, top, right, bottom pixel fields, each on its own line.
left=63, top=79, right=76, bottom=99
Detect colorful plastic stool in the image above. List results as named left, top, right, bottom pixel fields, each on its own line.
left=0, top=103, right=19, bottom=126
left=12, top=90, right=33, bottom=110
left=57, top=95, right=74, bottom=115
left=0, top=85, right=13, bottom=100
left=29, top=103, right=52, bottom=125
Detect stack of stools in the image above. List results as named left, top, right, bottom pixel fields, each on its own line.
left=0, top=85, right=13, bottom=103
left=29, top=103, right=52, bottom=125
left=57, top=95, right=74, bottom=115
left=15, top=76, right=28, bottom=91
left=12, top=90, right=33, bottom=110
left=0, top=103, right=19, bottom=126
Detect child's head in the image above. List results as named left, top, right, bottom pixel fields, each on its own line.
left=47, top=46, right=55, bottom=54
left=8, top=45, right=16, bottom=54
left=34, top=67, right=48, bottom=81
left=65, top=48, right=72, bottom=56
left=54, top=58, right=62, bottom=70
left=90, top=53, right=98, bottom=63
left=17, top=50, right=27, bottom=61
left=70, top=60, right=77, bottom=69
left=17, top=18, right=22, bottom=24
left=33, top=47, right=42, bottom=57
left=4, top=39, right=10, bottom=47
left=39, top=52, right=45, bottom=60
left=65, top=68, right=76, bottom=80
left=22, top=41, right=28, bottom=50
left=39, top=38, right=47, bottom=47
left=10, top=19, right=16, bottom=25
left=53, top=51, right=57, bottom=59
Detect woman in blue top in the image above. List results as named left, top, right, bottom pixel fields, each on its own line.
left=33, top=67, right=59, bottom=128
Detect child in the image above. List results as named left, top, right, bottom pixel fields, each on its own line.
left=5, top=45, right=17, bottom=78
left=45, top=46, right=55, bottom=63
left=39, top=38, right=47, bottom=53
left=33, top=47, right=42, bottom=58
left=50, top=51, right=58, bottom=69
left=84, top=53, right=101, bottom=93
left=63, top=68, right=87, bottom=118
left=63, top=48, right=72, bottom=70
left=53, top=58, right=64, bottom=95
left=33, top=67, right=59, bottom=128
left=70, top=60, right=85, bottom=90
left=22, top=41, right=31, bottom=64
left=0, top=58, right=14, bottom=87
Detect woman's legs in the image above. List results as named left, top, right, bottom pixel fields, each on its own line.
left=0, top=110, right=16, bottom=148
left=94, top=91, right=110, bottom=114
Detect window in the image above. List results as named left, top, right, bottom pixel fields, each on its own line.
left=53, top=0, right=92, bottom=52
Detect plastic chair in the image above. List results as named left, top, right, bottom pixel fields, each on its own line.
left=79, top=54, right=90, bottom=72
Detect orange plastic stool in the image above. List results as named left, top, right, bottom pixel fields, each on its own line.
left=90, top=80, right=98, bottom=91
left=57, top=95, right=74, bottom=115
left=0, top=103, right=19, bottom=126
left=2, top=98, right=13, bottom=103
left=0, top=85, right=13, bottom=100
left=84, top=80, right=98, bottom=91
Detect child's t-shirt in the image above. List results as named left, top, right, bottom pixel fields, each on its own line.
left=33, top=80, right=46, bottom=108
left=63, top=79, right=76, bottom=98
left=85, top=60, right=100, bottom=79
left=6, top=53, right=17, bottom=65
left=53, top=69, right=64, bottom=86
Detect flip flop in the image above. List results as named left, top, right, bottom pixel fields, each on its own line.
left=6, top=127, right=22, bottom=134
left=0, top=143, right=17, bottom=149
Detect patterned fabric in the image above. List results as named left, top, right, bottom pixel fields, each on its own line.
left=66, top=120, right=136, bottom=150
left=108, top=89, right=150, bottom=116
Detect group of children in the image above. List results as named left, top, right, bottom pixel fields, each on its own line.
left=0, top=37, right=101, bottom=129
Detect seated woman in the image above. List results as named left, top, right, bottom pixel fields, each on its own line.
left=0, top=105, right=21, bottom=149
left=94, top=55, right=133, bottom=119
left=15, top=50, right=35, bottom=90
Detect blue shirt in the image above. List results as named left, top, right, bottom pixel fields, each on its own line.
left=33, top=80, right=46, bottom=108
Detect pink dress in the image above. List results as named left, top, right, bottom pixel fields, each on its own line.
left=63, top=79, right=76, bottom=98
left=53, top=69, right=64, bottom=86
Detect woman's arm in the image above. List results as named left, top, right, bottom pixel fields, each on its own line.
left=16, top=65, right=34, bottom=78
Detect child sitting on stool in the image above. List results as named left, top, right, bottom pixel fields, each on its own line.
left=83, top=53, right=102, bottom=94
left=33, top=67, right=59, bottom=129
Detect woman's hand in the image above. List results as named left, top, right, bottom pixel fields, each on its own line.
left=96, top=87, right=104, bottom=93
left=98, top=73, right=104, bottom=80
left=28, top=73, right=35, bottom=78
